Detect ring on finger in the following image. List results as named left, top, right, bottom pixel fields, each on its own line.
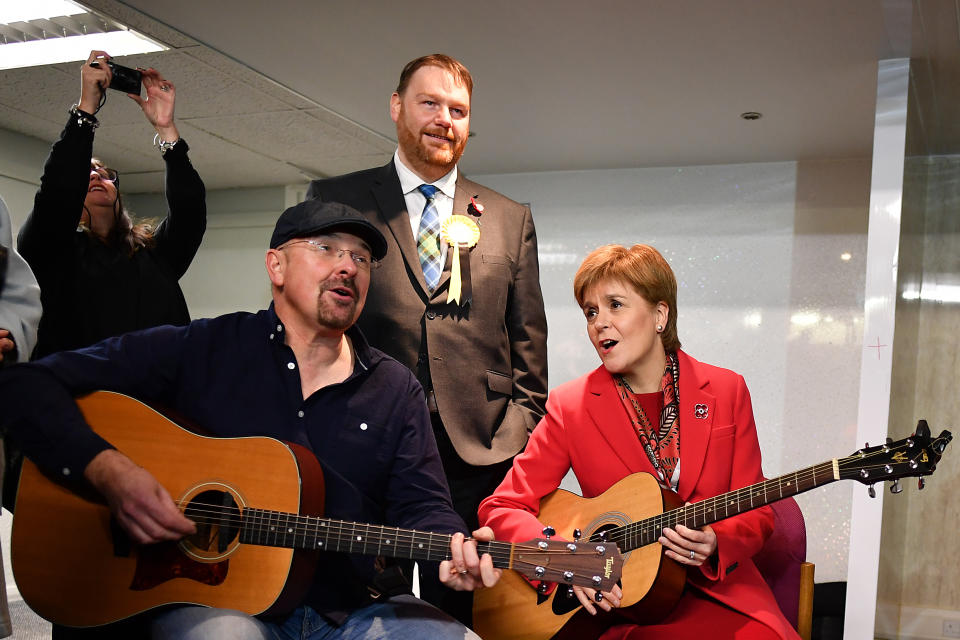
left=689, top=550, right=696, bottom=560
left=160, top=85, right=170, bottom=92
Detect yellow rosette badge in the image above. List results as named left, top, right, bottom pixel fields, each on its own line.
left=440, top=215, right=480, bottom=305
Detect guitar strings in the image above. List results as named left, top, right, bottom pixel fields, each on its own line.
left=175, top=503, right=601, bottom=554
left=156, top=443, right=925, bottom=575
left=162, top=506, right=607, bottom=582
left=604, top=445, right=928, bottom=551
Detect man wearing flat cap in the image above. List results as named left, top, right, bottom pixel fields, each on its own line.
left=0, top=200, right=499, bottom=639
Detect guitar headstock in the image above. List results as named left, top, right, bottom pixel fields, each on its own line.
left=511, top=538, right=623, bottom=591
left=839, top=420, right=952, bottom=488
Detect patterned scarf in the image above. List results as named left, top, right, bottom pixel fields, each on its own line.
left=614, top=350, right=681, bottom=490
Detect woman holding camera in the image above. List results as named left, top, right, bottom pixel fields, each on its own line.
left=17, top=50, right=206, bottom=358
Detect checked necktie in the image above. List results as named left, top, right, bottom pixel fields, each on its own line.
left=417, top=184, right=442, bottom=292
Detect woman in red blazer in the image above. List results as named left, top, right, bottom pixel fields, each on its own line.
left=478, top=244, right=798, bottom=639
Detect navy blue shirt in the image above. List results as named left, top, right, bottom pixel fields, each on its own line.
left=0, top=305, right=467, bottom=618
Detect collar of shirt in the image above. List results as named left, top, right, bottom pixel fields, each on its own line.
left=265, top=303, right=374, bottom=379
left=394, top=149, right=457, bottom=238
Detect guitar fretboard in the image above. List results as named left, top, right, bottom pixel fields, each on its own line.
left=604, top=460, right=837, bottom=552
left=238, top=510, right=506, bottom=564
left=182, top=502, right=623, bottom=590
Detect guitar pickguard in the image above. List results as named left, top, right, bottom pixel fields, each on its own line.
left=130, top=541, right=229, bottom=590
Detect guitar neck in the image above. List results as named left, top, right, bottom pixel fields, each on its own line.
left=607, top=460, right=839, bottom=553
left=238, top=510, right=511, bottom=567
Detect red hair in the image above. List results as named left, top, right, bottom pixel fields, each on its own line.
left=395, top=54, right=473, bottom=97
left=574, top=244, right=681, bottom=352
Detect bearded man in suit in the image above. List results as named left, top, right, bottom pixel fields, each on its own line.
left=307, top=54, right=548, bottom=622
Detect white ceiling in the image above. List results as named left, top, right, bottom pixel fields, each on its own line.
left=0, top=0, right=923, bottom=193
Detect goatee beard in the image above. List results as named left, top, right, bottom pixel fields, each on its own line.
left=316, top=278, right=358, bottom=331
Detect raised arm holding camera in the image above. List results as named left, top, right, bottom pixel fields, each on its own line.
left=17, top=50, right=206, bottom=358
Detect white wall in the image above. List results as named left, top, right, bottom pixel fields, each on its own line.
left=0, top=128, right=50, bottom=230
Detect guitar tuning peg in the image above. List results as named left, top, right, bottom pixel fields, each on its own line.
left=542, top=526, right=556, bottom=539
left=566, top=586, right=575, bottom=598
left=573, top=528, right=582, bottom=541
left=890, top=479, right=903, bottom=494
left=918, top=477, right=926, bottom=490
left=868, top=484, right=876, bottom=498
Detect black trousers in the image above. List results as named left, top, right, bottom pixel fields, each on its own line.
left=417, top=412, right=515, bottom=626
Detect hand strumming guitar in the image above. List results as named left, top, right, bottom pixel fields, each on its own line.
left=84, top=449, right=196, bottom=544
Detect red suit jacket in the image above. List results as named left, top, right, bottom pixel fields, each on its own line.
left=479, top=349, right=797, bottom=640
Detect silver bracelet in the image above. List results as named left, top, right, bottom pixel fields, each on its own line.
left=69, top=104, right=99, bottom=130
left=153, top=132, right=180, bottom=155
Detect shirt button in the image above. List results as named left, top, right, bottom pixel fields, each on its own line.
left=287, top=362, right=296, bottom=370
left=277, top=324, right=283, bottom=332
left=298, top=410, right=304, bottom=418
left=269, top=333, right=275, bottom=340
left=426, top=310, right=436, bottom=320
left=360, top=423, right=368, bottom=431
left=62, top=467, right=71, bottom=476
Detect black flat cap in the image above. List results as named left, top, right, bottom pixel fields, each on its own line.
left=270, top=200, right=387, bottom=260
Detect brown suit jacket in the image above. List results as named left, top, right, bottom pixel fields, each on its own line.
left=307, top=161, right=547, bottom=466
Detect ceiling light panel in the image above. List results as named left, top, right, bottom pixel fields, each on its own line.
left=0, top=1, right=166, bottom=70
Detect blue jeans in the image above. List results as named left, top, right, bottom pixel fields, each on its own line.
left=151, top=595, right=480, bottom=640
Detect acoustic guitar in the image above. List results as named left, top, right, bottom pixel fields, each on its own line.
left=11, top=391, right=623, bottom=628
left=473, top=422, right=952, bottom=640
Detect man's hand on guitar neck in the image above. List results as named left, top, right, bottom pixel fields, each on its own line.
left=84, top=449, right=197, bottom=544
left=439, top=527, right=502, bottom=591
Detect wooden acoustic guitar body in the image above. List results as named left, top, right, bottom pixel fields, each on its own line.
left=11, top=391, right=323, bottom=627
left=474, top=472, right=686, bottom=640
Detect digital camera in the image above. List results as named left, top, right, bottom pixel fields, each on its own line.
left=90, top=60, right=142, bottom=95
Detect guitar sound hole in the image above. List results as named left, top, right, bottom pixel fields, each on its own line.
left=551, top=585, right=582, bottom=615
left=182, top=489, right=241, bottom=554
left=588, top=523, right=619, bottom=544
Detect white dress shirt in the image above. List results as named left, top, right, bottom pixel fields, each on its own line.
left=394, top=149, right=457, bottom=271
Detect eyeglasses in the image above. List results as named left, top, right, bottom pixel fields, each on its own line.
left=91, top=167, right=119, bottom=183
left=280, top=239, right=380, bottom=270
